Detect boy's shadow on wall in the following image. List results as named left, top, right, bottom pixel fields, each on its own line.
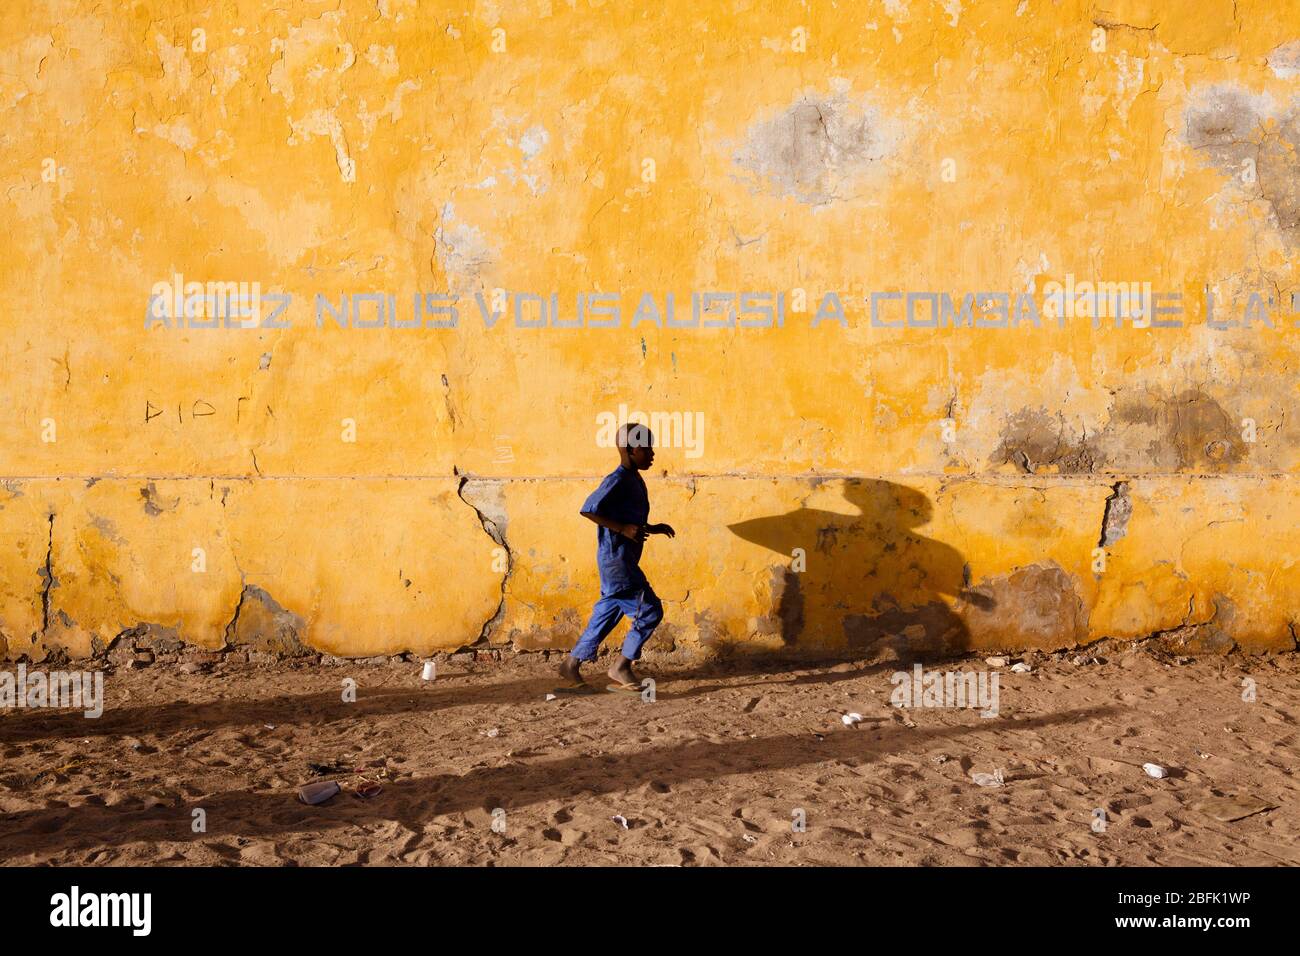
left=728, top=479, right=993, bottom=661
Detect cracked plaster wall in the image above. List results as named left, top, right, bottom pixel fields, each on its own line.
left=3, top=1, right=1300, bottom=661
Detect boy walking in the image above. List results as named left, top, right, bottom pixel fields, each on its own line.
left=559, top=423, right=675, bottom=690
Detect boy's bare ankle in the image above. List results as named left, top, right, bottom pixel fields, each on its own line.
left=608, top=656, right=638, bottom=686
left=558, top=655, right=584, bottom=684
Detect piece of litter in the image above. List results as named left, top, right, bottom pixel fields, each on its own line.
left=421, top=660, right=437, bottom=681
left=1143, top=763, right=1168, bottom=779
left=545, top=693, right=557, bottom=701
left=307, top=760, right=350, bottom=777
left=612, top=815, right=629, bottom=829
left=483, top=728, right=500, bottom=738
left=970, top=769, right=1005, bottom=787
left=985, top=656, right=1008, bottom=668
left=1011, top=662, right=1032, bottom=673
left=841, top=712, right=864, bottom=726
left=264, top=724, right=276, bottom=730
left=932, top=754, right=950, bottom=764
left=741, top=833, right=758, bottom=844
left=298, top=780, right=340, bottom=805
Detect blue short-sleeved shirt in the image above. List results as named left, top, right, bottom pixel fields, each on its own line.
left=582, top=465, right=650, bottom=595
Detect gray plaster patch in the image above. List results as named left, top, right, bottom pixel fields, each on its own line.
left=733, top=88, right=902, bottom=205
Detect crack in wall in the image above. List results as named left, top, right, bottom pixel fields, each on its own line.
left=441, top=373, right=458, bottom=429
left=38, top=512, right=55, bottom=635
left=457, top=474, right=512, bottom=647
left=1141, top=595, right=1234, bottom=653
left=224, top=585, right=247, bottom=647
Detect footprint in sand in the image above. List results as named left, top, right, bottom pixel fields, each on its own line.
left=542, top=827, right=586, bottom=846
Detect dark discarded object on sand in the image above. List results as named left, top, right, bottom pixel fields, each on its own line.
left=307, top=760, right=351, bottom=776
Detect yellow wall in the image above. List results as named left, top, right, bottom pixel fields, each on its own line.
left=3, top=0, right=1299, bottom=660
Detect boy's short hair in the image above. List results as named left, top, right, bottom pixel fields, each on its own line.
left=617, top=422, right=654, bottom=449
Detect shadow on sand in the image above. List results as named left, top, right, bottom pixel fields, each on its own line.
left=0, top=704, right=1116, bottom=861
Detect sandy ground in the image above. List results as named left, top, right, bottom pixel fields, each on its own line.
left=1, top=644, right=1297, bottom=866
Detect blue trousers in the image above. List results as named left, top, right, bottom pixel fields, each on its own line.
left=571, top=584, right=664, bottom=662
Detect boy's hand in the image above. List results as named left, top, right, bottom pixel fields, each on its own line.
left=646, top=523, right=676, bottom=538
left=619, top=523, right=647, bottom=542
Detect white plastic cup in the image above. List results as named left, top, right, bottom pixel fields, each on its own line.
left=298, top=780, right=340, bottom=805
left=421, top=660, right=436, bottom=681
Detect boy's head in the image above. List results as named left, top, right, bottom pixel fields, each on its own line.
left=617, top=422, right=655, bottom=470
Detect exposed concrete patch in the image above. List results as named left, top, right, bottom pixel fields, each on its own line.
left=1183, top=84, right=1271, bottom=170
left=960, top=563, right=1089, bottom=651
left=225, top=586, right=311, bottom=656
left=1151, top=595, right=1237, bottom=656
left=995, top=389, right=1245, bottom=474
left=435, top=202, right=497, bottom=292
left=1256, top=103, right=1300, bottom=236
left=40, top=641, right=72, bottom=667
left=1161, top=390, right=1246, bottom=470
left=1184, top=83, right=1300, bottom=242
left=118, top=622, right=184, bottom=653
left=1099, top=481, right=1132, bottom=547
left=1267, top=40, right=1300, bottom=80
left=95, top=622, right=188, bottom=665
left=992, top=408, right=1101, bottom=473
left=1105, top=389, right=1246, bottom=471
left=732, top=86, right=902, bottom=205
left=30, top=608, right=78, bottom=663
